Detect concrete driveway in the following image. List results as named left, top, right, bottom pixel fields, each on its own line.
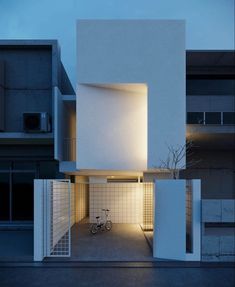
left=70, top=222, right=152, bottom=261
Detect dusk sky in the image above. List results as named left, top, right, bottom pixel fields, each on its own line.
left=0, top=0, right=234, bottom=85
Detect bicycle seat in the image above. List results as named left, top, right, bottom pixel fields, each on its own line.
left=96, top=216, right=100, bottom=219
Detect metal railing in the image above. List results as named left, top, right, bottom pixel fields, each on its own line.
left=187, top=111, right=235, bottom=125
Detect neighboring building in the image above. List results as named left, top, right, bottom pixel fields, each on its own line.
left=0, top=40, right=75, bottom=223
left=185, top=51, right=235, bottom=261
left=0, top=20, right=234, bottom=262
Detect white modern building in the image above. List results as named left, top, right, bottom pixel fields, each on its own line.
left=33, top=20, right=201, bottom=262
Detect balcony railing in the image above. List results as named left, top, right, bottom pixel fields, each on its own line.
left=63, top=138, right=76, bottom=161
left=187, top=111, right=235, bottom=125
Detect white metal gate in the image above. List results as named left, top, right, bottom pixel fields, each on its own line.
left=47, top=179, right=71, bottom=257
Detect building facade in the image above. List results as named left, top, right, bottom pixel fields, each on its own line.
left=0, top=20, right=234, bottom=262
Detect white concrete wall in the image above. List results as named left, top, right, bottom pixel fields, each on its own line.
left=77, top=84, right=147, bottom=170
left=154, top=180, right=186, bottom=260
left=89, top=183, right=143, bottom=223
left=76, top=20, right=186, bottom=170
left=154, top=179, right=201, bottom=261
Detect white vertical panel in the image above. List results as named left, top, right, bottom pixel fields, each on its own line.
left=34, top=180, right=45, bottom=261
left=154, top=180, right=186, bottom=260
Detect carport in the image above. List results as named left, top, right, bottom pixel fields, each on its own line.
left=34, top=178, right=201, bottom=262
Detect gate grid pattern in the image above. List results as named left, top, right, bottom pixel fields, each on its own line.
left=49, top=180, right=71, bottom=257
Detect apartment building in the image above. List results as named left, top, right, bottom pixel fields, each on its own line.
left=0, top=40, right=74, bottom=224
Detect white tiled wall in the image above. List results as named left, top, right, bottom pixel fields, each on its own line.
left=89, top=183, right=143, bottom=223
left=70, top=183, right=75, bottom=226
left=75, top=183, right=89, bottom=222
left=142, top=183, right=154, bottom=230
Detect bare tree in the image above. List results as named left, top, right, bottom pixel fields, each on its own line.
left=157, top=141, right=201, bottom=179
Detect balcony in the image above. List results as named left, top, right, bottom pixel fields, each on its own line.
left=186, top=112, right=235, bottom=148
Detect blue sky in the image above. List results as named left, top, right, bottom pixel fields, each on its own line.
left=0, top=0, right=234, bottom=85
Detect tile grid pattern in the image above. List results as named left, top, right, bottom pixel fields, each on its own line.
left=75, top=183, right=89, bottom=223
left=50, top=180, right=70, bottom=256
left=89, top=183, right=147, bottom=224
left=142, top=183, right=154, bottom=230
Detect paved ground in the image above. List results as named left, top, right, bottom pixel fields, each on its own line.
left=69, top=223, right=152, bottom=261
left=0, top=266, right=234, bottom=287
left=0, top=223, right=152, bottom=262
left=0, top=230, right=33, bottom=261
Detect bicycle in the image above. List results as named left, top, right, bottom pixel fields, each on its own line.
left=90, top=209, right=112, bottom=234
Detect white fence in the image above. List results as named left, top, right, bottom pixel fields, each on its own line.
left=34, top=179, right=72, bottom=260
left=49, top=180, right=71, bottom=257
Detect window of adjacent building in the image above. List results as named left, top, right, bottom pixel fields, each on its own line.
left=13, top=162, right=36, bottom=170
left=205, top=112, right=221, bottom=125
left=0, top=173, right=10, bottom=221
left=187, top=112, right=204, bottom=124
left=12, top=173, right=34, bottom=221
left=223, top=112, right=235, bottom=125
left=0, top=161, right=10, bottom=170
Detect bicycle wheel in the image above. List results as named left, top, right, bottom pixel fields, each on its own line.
left=90, top=224, right=98, bottom=234
left=105, top=220, right=112, bottom=231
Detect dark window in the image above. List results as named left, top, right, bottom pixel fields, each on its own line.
left=187, top=112, right=204, bottom=124
left=0, top=162, right=10, bottom=170
left=39, top=161, right=58, bottom=179
left=223, top=112, right=235, bottom=125
left=0, top=173, right=10, bottom=220
left=13, top=162, right=36, bottom=170
left=12, top=173, right=34, bottom=221
left=205, top=112, right=221, bottom=124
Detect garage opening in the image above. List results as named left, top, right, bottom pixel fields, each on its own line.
left=34, top=178, right=200, bottom=261
left=69, top=179, right=154, bottom=261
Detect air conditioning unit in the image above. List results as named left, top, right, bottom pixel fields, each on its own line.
left=23, top=112, right=51, bottom=133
